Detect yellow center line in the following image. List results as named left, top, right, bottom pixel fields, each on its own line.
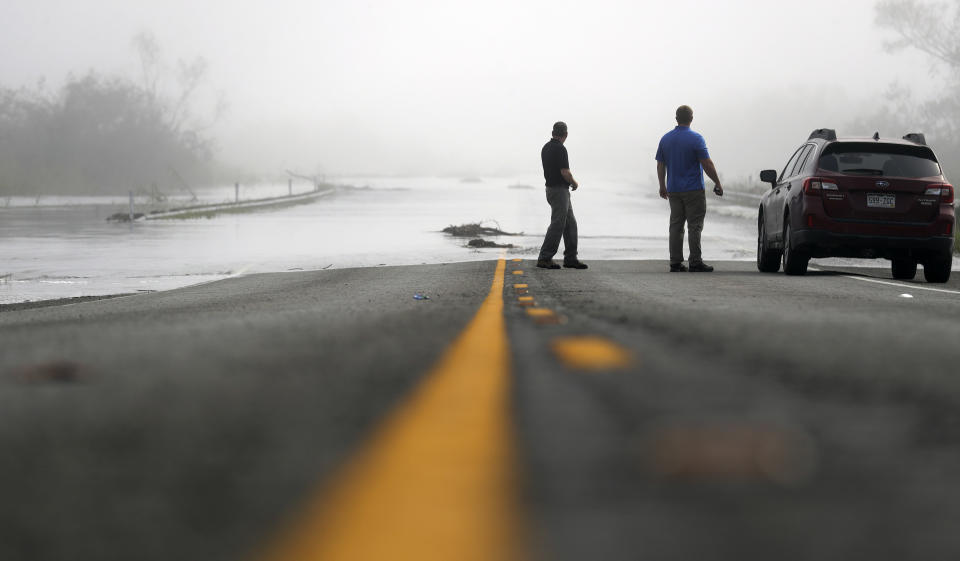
left=254, top=258, right=527, bottom=561
left=551, top=336, right=635, bottom=371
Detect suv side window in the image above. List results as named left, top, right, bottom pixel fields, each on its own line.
left=779, top=146, right=805, bottom=183
left=790, top=144, right=815, bottom=178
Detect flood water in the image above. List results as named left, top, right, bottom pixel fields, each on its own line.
left=0, top=176, right=763, bottom=304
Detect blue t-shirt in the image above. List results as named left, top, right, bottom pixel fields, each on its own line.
left=655, top=126, right=710, bottom=193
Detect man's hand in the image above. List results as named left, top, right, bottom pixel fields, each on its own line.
left=561, top=168, right=577, bottom=191
left=659, top=185, right=668, bottom=200
left=700, top=158, right=723, bottom=197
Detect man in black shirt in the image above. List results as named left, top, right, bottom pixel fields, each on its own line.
left=537, top=121, right=587, bottom=269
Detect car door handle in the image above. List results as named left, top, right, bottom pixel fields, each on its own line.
left=786, top=183, right=793, bottom=191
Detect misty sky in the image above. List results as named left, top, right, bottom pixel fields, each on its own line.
left=1, top=0, right=937, bottom=182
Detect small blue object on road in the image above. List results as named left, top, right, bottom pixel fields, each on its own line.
left=413, top=293, right=430, bottom=300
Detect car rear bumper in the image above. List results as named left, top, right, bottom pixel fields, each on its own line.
left=793, top=228, right=954, bottom=257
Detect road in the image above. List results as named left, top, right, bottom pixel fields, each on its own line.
left=2, top=259, right=960, bottom=560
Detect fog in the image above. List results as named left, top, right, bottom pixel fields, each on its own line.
left=0, top=0, right=939, bottom=181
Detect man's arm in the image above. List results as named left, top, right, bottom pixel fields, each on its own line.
left=657, top=161, right=668, bottom=199
left=561, top=169, right=579, bottom=191
left=700, top=158, right=723, bottom=196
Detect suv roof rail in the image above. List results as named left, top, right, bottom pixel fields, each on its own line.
left=902, top=133, right=927, bottom=145
left=808, top=128, right=837, bottom=141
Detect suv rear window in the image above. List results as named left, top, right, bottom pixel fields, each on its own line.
left=818, top=142, right=941, bottom=178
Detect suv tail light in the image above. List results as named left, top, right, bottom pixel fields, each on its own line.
left=803, top=177, right=839, bottom=194
left=926, top=184, right=954, bottom=204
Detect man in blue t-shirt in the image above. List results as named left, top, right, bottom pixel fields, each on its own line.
left=655, top=105, right=724, bottom=272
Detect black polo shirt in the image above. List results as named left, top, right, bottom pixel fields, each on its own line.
left=541, top=138, right=569, bottom=187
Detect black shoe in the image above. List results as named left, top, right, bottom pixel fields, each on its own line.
left=536, top=259, right=561, bottom=270
left=563, top=260, right=588, bottom=270
left=689, top=262, right=714, bottom=272
left=669, top=263, right=688, bottom=272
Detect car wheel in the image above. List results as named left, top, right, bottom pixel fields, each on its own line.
left=891, top=257, right=917, bottom=280
left=782, top=220, right=809, bottom=276
left=923, top=254, right=952, bottom=283
left=757, top=215, right=781, bottom=273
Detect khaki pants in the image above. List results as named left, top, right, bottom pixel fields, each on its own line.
left=668, top=189, right=706, bottom=266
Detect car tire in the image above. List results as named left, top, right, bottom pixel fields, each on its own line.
left=782, top=220, right=809, bottom=276
left=923, top=254, right=952, bottom=283
left=757, top=215, right=782, bottom=273
left=891, top=258, right=917, bottom=280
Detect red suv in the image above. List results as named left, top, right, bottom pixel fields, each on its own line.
left=757, top=129, right=955, bottom=282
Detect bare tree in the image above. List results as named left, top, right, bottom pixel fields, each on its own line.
left=873, top=0, right=960, bottom=177
left=132, top=31, right=161, bottom=102
left=131, top=30, right=225, bottom=134
left=876, top=0, right=960, bottom=73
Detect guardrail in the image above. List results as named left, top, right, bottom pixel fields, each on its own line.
left=109, top=183, right=335, bottom=222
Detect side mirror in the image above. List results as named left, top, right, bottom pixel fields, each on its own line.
left=760, top=169, right=778, bottom=187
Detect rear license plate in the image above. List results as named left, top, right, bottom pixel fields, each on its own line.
left=867, top=193, right=895, bottom=209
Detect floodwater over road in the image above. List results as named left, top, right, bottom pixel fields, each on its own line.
left=1, top=176, right=762, bottom=304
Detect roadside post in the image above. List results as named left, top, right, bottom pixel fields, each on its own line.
left=128, top=190, right=134, bottom=222
left=288, top=178, right=292, bottom=196
left=235, top=182, right=239, bottom=204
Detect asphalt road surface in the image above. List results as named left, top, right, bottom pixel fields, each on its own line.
left=3, top=259, right=960, bottom=561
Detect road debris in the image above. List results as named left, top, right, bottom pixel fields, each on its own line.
left=648, top=424, right=818, bottom=486
left=467, top=238, right=515, bottom=249
left=12, top=360, right=89, bottom=384
left=442, top=221, right=521, bottom=237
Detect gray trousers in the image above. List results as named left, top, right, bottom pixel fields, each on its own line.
left=538, top=186, right=577, bottom=262
left=668, top=189, right=706, bottom=265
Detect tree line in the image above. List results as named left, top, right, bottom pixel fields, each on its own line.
left=0, top=33, right=221, bottom=197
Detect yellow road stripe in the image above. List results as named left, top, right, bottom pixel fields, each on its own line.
left=512, top=270, right=524, bottom=276
left=525, top=308, right=562, bottom=325
left=513, top=284, right=528, bottom=289
left=526, top=308, right=555, bottom=318
left=255, top=259, right=526, bottom=561
left=551, top=336, right=634, bottom=371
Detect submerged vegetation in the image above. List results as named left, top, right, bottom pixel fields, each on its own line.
left=443, top=221, right=521, bottom=251
left=442, top=221, right=521, bottom=237
left=467, top=238, right=514, bottom=249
